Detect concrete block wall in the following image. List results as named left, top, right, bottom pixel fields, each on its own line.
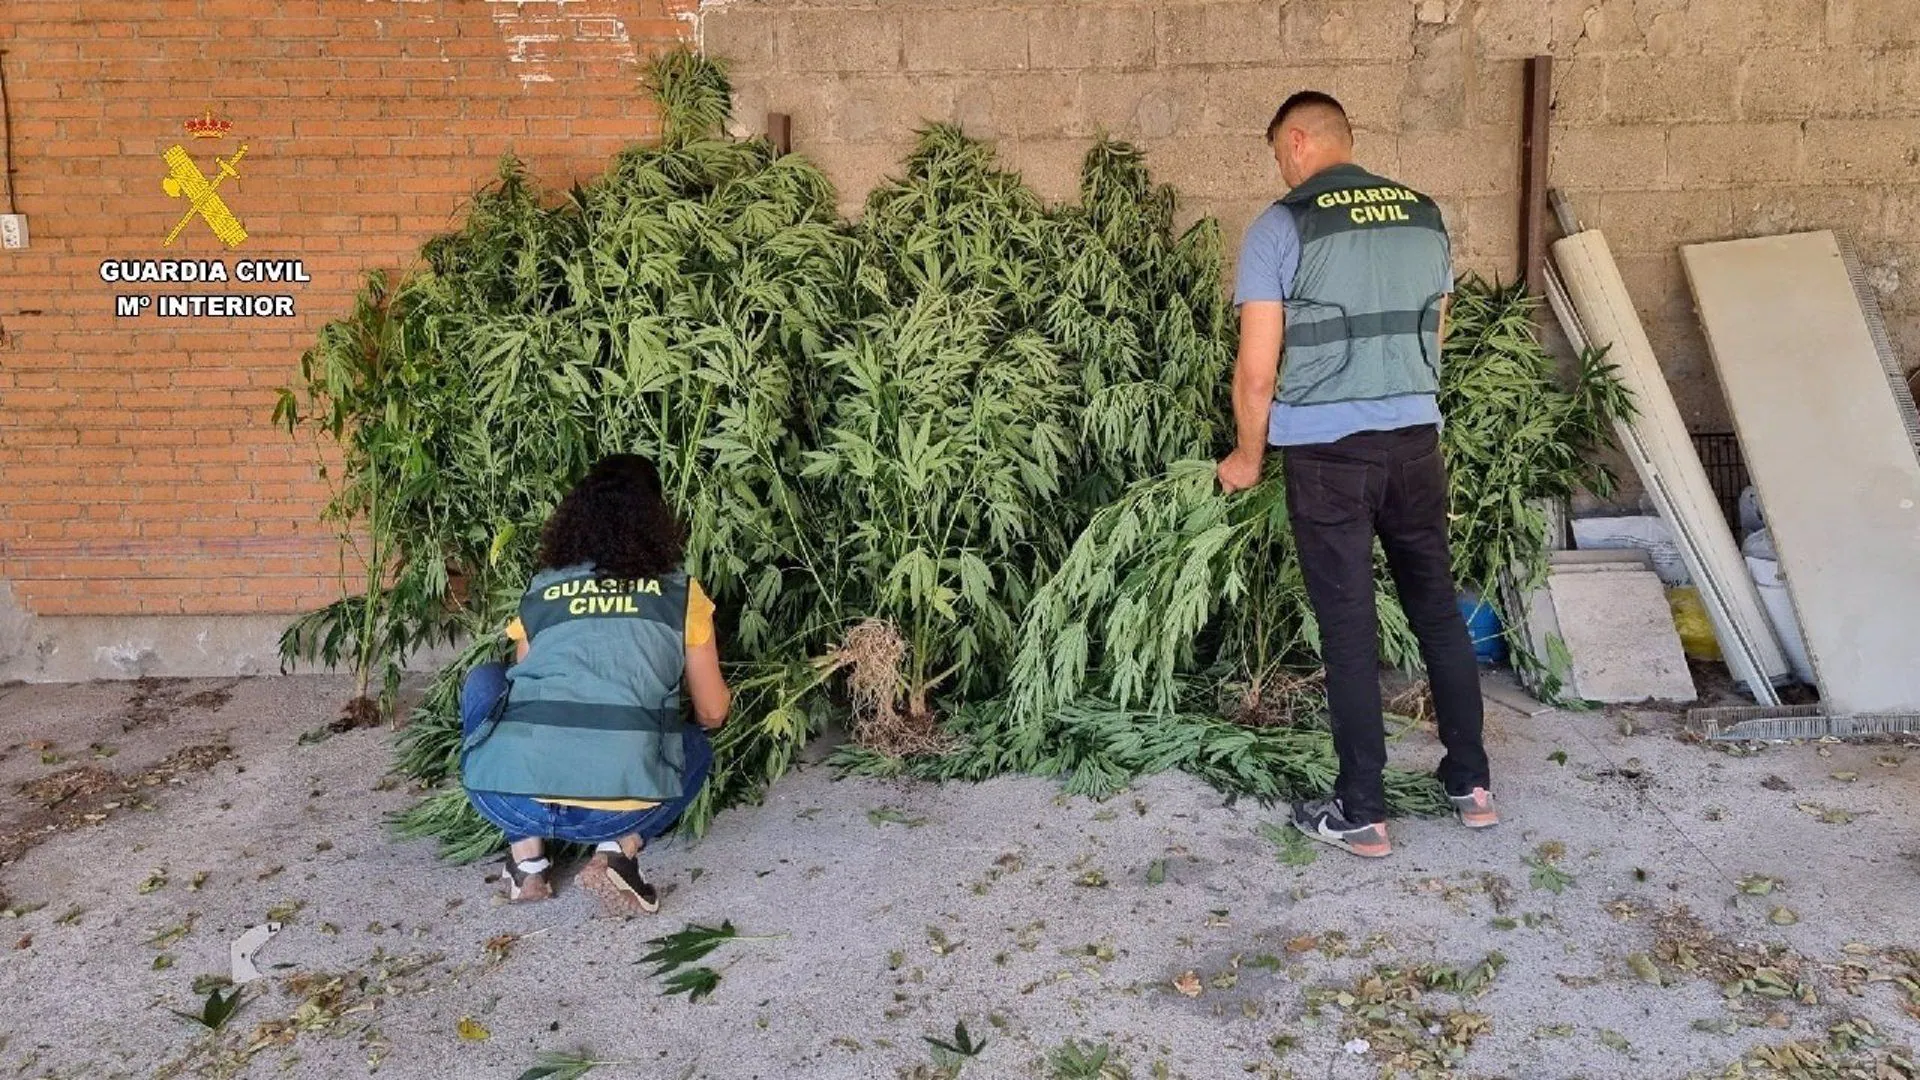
left=700, top=0, right=1920, bottom=433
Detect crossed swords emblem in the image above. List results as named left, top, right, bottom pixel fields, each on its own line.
left=161, top=142, right=249, bottom=248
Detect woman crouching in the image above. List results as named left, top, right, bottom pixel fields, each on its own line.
left=458, top=454, right=731, bottom=914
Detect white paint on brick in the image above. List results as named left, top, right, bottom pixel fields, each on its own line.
left=689, top=0, right=739, bottom=56
left=484, top=0, right=640, bottom=86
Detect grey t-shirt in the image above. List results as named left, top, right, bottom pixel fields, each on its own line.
left=1234, top=203, right=1442, bottom=447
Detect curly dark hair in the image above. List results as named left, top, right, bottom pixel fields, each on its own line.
left=537, top=453, right=687, bottom=578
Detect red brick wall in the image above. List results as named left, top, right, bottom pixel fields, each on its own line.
left=0, top=0, right=694, bottom=617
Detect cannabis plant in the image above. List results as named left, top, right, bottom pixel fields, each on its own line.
left=282, top=48, right=1625, bottom=859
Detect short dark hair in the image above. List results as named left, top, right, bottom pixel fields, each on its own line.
left=1266, top=91, right=1348, bottom=143
left=537, top=453, right=687, bottom=579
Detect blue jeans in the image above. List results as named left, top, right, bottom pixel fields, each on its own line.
left=459, top=662, right=713, bottom=845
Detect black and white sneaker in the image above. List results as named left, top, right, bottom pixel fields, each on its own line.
left=1292, top=798, right=1392, bottom=858
left=581, top=845, right=659, bottom=915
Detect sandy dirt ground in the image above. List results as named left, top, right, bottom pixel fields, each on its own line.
left=0, top=673, right=1916, bottom=1080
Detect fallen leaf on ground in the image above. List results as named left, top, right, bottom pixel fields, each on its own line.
left=1146, top=860, right=1166, bottom=886
left=1598, top=1030, right=1631, bottom=1052
left=456, top=1017, right=490, bottom=1041
left=1793, top=803, right=1858, bottom=825
left=1692, top=1018, right=1737, bottom=1036
left=138, top=870, right=168, bottom=895
left=1526, top=856, right=1575, bottom=894
left=1770, top=907, right=1800, bottom=926
left=660, top=966, right=719, bottom=1001
left=486, top=934, right=519, bottom=963
left=171, top=986, right=244, bottom=1031
left=1831, top=771, right=1859, bottom=783
left=1628, top=953, right=1662, bottom=985
left=147, top=916, right=195, bottom=947
left=1172, top=971, right=1202, bottom=998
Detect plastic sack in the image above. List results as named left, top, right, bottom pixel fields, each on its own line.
left=1572, top=515, right=1690, bottom=586
left=1667, top=586, right=1722, bottom=662
left=1738, top=485, right=1766, bottom=537
left=1741, top=529, right=1817, bottom=685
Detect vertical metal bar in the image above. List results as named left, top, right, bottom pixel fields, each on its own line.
left=766, top=112, right=792, bottom=156
left=1520, top=56, right=1554, bottom=295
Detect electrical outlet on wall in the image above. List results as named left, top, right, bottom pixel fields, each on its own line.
left=0, top=214, right=26, bottom=250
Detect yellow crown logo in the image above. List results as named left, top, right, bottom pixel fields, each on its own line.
left=185, top=108, right=232, bottom=139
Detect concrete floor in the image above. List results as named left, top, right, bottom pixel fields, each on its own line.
left=0, top=674, right=1916, bottom=1080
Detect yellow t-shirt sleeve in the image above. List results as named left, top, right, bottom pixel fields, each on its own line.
left=686, top=579, right=715, bottom=649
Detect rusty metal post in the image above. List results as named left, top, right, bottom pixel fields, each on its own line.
left=1520, top=56, right=1554, bottom=295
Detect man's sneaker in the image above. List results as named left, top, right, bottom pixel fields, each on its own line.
left=581, top=849, right=660, bottom=915
left=1292, top=798, right=1391, bottom=858
left=504, top=858, right=552, bottom=903
left=1449, top=787, right=1499, bottom=829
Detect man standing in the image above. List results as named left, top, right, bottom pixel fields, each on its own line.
left=1216, top=91, right=1496, bottom=858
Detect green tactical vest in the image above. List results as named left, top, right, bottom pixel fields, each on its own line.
left=1274, top=163, right=1452, bottom=408
left=461, top=564, right=691, bottom=801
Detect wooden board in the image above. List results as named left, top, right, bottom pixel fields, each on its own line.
left=1683, top=231, right=1920, bottom=715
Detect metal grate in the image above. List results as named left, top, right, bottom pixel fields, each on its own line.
left=1690, top=432, right=1748, bottom=532
left=1690, top=703, right=1920, bottom=742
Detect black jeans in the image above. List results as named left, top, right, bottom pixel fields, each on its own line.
left=1282, top=424, right=1490, bottom=824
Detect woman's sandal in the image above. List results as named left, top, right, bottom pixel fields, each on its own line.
left=504, top=857, right=553, bottom=902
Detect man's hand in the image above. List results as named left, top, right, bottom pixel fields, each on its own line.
left=1217, top=449, right=1264, bottom=494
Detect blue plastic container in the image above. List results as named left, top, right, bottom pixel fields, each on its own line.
left=1457, top=592, right=1507, bottom=666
